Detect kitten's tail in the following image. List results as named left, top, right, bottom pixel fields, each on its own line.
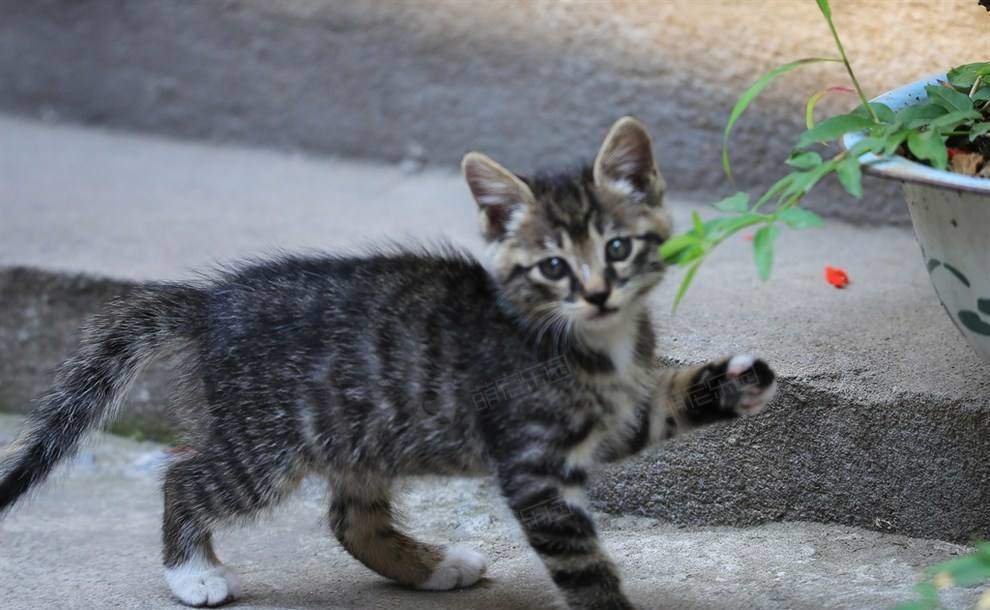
left=0, top=283, right=206, bottom=513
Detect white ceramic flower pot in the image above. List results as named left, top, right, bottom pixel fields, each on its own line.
left=843, top=75, right=990, bottom=362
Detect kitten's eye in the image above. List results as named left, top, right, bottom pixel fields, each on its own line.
left=605, top=237, right=632, bottom=262
left=537, top=257, right=569, bottom=281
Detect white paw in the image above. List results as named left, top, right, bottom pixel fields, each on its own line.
left=739, top=378, right=776, bottom=413
left=165, top=555, right=242, bottom=607
left=418, top=546, right=488, bottom=590
left=727, top=354, right=776, bottom=415
left=727, top=354, right=755, bottom=376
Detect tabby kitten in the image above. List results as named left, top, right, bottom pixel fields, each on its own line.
left=0, top=117, right=776, bottom=610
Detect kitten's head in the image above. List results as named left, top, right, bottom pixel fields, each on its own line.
left=462, top=117, right=672, bottom=335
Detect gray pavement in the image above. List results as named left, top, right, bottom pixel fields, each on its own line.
left=1, top=115, right=988, bottom=543
left=0, top=414, right=981, bottom=610
left=4, top=1, right=988, bottom=224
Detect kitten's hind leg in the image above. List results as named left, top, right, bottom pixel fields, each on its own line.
left=328, top=473, right=488, bottom=590
left=162, top=446, right=302, bottom=607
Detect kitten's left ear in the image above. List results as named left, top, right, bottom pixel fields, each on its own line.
left=593, top=116, right=666, bottom=205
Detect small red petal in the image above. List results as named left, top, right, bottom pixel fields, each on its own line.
left=827, top=86, right=855, bottom=94
left=824, top=265, right=850, bottom=288
left=742, top=233, right=754, bottom=242
left=947, top=147, right=966, bottom=159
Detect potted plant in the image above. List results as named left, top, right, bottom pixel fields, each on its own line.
left=661, top=0, right=990, bottom=362
left=840, top=71, right=990, bottom=362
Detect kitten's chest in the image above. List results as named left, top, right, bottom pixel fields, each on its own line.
left=578, top=326, right=653, bottom=415
left=568, top=355, right=653, bottom=467
left=562, top=373, right=648, bottom=469
left=589, top=370, right=650, bottom=423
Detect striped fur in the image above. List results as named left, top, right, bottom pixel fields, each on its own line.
left=327, top=472, right=446, bottom=586
left=0, top=117, right=776, bottom=609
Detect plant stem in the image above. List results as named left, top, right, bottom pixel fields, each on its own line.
left=969, top=75, right=983, bottom=98
left=709, top=217, right=768, bottom=250
left=820, top=8, right=877, bottom=122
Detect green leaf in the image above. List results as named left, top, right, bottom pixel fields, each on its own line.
left=797, top=113, right=876, bottom=148
left=906, top=119, right=939, bottom=130
left=659, top=233, right=699, bottom=264
left=671, top=260, right=702, bottom=313
left=946, top=62, right=990, bottom=89
left=835, top=155, right=863, bottom=198
left=853, top=102, right=895, bottom=123
left=925, top=84, right=973, bottom=113
left=847, top=136, right=885, bottom=157
left=883, top=129, right=911, bottom=156
left=692, top=210, right=705, bottom=235
left=777, top=207, right=824, bottom=230
left=754, top=175, right=795, bottom=210
left=907, top=130, right=948, bottom=170
left=804, top=91, right=827, bottom=129
left=678, top=244, right=708, bottom=265
left=713, top=192, right=750, bottom=213
left=753, top=226, right=779, bottom=281
left=972, top=86, right=990, bottom=102
left=701, top=217, right=736, bottom=233
left=928, top=109, right=981, bottom=130
left=877, top=122, right=905, bottom=137
left=722, top=57, right=841, bottom=181
left=814, top=0, right=831, bottom=18
left=896, top=103, right=947, bottom=127
left=914, top=582, right=939, bottom=602
left=786, top=151, right=823, bottom=170
left=783, top=160, right=840, bottom=201
left=704, top=214, right=766, bottom=239
left=927, top=554, right=990, bottom=587
left=873, top=103, right=895, bottom=123
left=969, top=122, right=990, bottom=141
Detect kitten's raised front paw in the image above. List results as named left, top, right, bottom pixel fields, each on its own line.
left=165, top=559, right=242, bottom=607
left=417, top=546, right=488, bottom=590
left=724, top=354, right=776, bottom=415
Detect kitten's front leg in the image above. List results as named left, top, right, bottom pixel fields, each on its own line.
left=597, top=355, right=776, bottom=464
left=661, top=354, right=777, bottom=434
left=497, top=458, right=635, bottom=610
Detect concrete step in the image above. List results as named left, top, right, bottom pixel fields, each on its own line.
left=1, top=115, right=987, bottom=543
left=0, top=414, right=981, bottom=610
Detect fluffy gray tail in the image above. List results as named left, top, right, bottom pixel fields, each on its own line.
left=0, top=283, right=205, bottom=513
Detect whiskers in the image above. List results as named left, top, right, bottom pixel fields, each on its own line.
left=529, top=302, right=574, bottom=357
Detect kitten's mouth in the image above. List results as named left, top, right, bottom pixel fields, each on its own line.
left=590, top=306, right=619, bottom=320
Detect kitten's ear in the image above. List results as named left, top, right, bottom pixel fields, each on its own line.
left=593, top=116, right=666, bottom=204
left=462, top=152, right=535, bottom=241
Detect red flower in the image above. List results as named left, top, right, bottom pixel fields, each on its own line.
left=825, top=265, right=850, bottom=288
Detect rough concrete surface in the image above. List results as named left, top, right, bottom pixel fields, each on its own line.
left=2, top=1, right=988, bottom=224
left=0, top=268, right=178, bottom=440
left=1, top=115, right=988, bottom=543
left=0, top=414, right=983, bottom=610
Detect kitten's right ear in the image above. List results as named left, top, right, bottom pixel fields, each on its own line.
left=594, top=116, right=665, bottom=205
left=461, top=152, right=535, bottom=241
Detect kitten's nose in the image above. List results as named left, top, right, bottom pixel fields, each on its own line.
left=584, top=290, right=611, bottom=308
